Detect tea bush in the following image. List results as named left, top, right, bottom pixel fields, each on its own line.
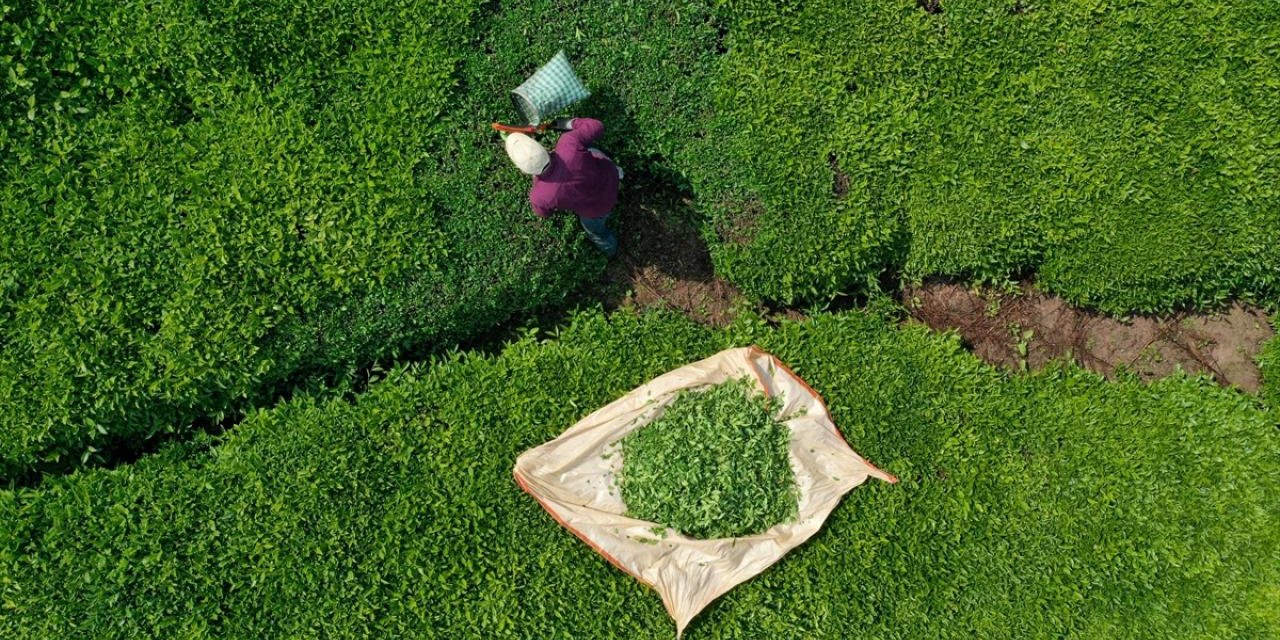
left=691, top=0, right=1280, bottom=312
left=0, top=0, right=722, bottom=476
left=3, top=309, right=1276, bottom=638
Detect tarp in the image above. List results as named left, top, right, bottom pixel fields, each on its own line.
left=514, top=346, right=897, bottom=636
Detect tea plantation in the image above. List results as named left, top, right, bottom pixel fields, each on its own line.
left=2, top=310, right=1277, bottom=637
left=690, top=0, right=1280, bottom=311
left=5, top=0, right=1278, bottom=475
left=0, top=0, right=719, bottom=476
left=2, top=0, right=1279, bottom=637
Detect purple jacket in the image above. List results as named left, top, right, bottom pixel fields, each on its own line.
left=529, top=118, right=619, bottom=220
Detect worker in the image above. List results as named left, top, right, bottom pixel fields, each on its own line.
left=504, top=117, right=623, bottom=257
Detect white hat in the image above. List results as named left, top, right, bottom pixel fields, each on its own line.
left=504, top=133, right=550, bottom=175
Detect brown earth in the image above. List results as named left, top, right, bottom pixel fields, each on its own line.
left=598, top=196, right=748, bottom=327
left=591, top=190, right=1272, bottom=392
left=904, top=280, right=1274, bottom=391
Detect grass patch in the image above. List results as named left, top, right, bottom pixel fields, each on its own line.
left=618, top=377, right=797, bottom=539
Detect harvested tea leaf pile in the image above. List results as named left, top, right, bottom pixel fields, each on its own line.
left=617, top=378, right=799, bottom=539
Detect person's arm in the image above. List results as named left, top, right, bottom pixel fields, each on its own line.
left=555, top=118, right=605, bottom=171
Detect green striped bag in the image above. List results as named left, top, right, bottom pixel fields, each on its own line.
left=512, top=50, right=590, bottom=125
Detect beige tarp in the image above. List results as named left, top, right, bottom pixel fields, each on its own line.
left=514, top=346, right=897, bottom=637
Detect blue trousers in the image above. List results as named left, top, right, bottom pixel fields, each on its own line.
left=578, top=214, right=618, bottom=257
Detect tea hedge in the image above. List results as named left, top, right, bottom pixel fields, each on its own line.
left=690, top=0, right=1280, bottom=311
left=0, top=0, right=726, bottom=476
left=3, top=309, right=1276, bottom=638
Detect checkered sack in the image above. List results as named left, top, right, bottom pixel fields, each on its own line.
left=512, top=50, right=590, bottom=125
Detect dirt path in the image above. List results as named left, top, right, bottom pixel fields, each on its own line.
left=593, top=187, right=1272, bottom=393
left=596, top=196, right=748, bottom=327
left=905, top=281, right=1273, bottom=391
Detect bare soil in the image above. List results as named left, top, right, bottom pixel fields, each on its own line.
left=598, top=196, right=747, bottom=327
left=828, top=152, right=851, bottom=198
left=904, top=280, right=1274, bottom=391
left=591, top=188, right=1272, bottom=393
left=917, top=0, right=944, bottom=14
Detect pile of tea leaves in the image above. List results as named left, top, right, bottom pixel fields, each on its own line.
left=617, top=377, right=799, bottom=539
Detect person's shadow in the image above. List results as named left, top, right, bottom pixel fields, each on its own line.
left=573, top=87, right=713, bottom=289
